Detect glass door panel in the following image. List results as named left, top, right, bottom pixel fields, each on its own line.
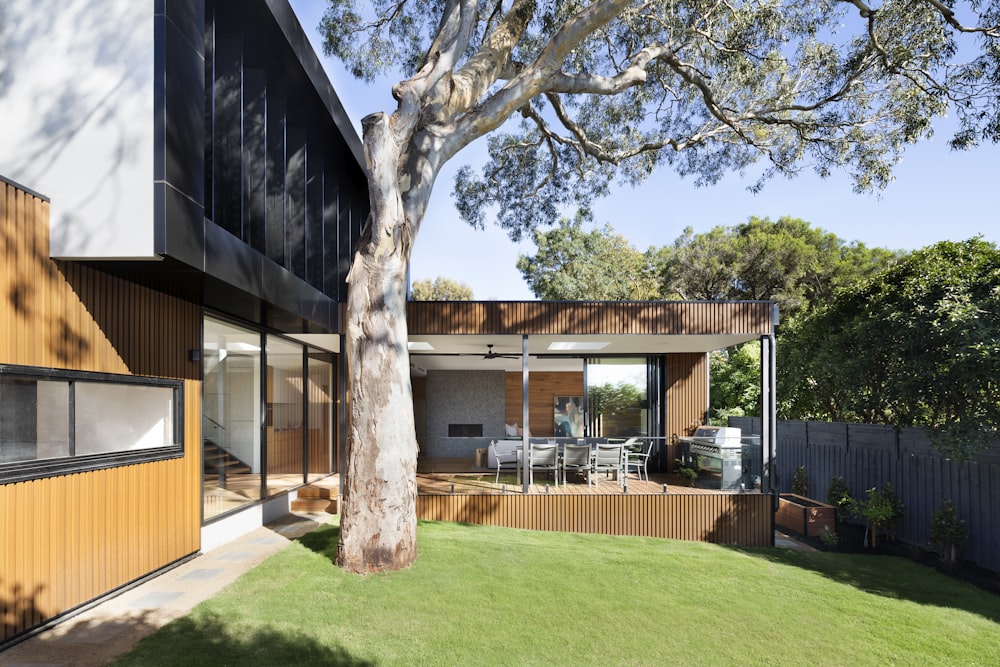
left=586, top=358, right=648, bottom=438
left=203, top=317, right=261, bottom=520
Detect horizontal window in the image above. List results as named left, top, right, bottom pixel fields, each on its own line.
left=0, top=365, right=183, bottom=483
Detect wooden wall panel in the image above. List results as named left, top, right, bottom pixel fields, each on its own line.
left=0, top=392, right=201, bottom=644
left=1, top=180, right=202, bottom=645
left=416, top=493, right=773, bottom=546
left=408, top=300, right=773, bottom=336
left=504, top=372, right=583, bottom=438
left=666, top=353, right=708, bottom=439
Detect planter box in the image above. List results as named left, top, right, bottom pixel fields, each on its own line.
left=776, top=493, right=837, bottom=537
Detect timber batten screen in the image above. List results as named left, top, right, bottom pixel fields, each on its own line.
left=406, top=301, right=773, bottom=336
left=1, top=180, right=202, bottom=645
left=416, top=493, right=773, bottom=546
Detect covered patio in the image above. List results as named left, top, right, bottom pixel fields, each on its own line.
left=403, top=300, right=779, bottom=494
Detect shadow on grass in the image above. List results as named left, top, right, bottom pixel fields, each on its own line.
left=111, top=613, right=373, bottom=667
left=293, top=519, right=496, bottom=563
left=731, top=545, right=1000, bottom=623
left=296, top=522, right=341, bottom=561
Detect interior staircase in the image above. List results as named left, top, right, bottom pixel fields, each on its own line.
left=203, top=439, right=252, bottom=479
left=291, top=484, right=338, bottom=513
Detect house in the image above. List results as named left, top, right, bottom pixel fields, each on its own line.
left=0, top=0, right=777, bottom=647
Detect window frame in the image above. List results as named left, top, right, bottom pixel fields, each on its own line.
left=0, top=364, right=184, bottom=484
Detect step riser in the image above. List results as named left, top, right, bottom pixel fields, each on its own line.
left=291, top=498, right=338, bottom=513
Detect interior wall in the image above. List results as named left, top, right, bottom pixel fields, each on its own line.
left=504, top=372, right=585, bottom=438
left=425, top=371, right=506, bottom=439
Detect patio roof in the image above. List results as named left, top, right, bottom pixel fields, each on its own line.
left=406, top=300, right=777, bottom=372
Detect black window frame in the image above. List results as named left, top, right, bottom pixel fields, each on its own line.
left=0, top=364, right=184, bottom=484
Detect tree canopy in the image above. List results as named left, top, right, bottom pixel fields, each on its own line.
left=319, top=0, right=1000, bottom=571
left=779, top=238, right=1000, bottom=459
left=410, top=276, right=475, bottom=300
left=517, top=214, right=659, bottom=299
left=654, top=216, right=902, bottom=317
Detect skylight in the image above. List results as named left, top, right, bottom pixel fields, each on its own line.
left=547, top=341, right=611, bottom=351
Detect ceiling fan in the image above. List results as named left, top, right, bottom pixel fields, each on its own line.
left=409, top=343, right=520, bottom=359
left=481, top=344, right=520, bottom=360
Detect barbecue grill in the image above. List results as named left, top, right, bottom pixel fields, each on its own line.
left=679, top=426, right=747, bottom=490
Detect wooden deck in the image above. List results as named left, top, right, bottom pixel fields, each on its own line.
left=416, top=457, right=751, bottom=496
left=298, top=460, right=773, bottom=547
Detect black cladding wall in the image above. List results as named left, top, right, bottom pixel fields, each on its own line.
left=195, top=0, right=367, bottom=323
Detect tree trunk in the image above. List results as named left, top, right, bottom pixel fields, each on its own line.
left=337, top=112, right=421, bottom=573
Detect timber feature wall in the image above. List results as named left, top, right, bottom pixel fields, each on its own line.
left=1, top=180, right=202, bottom=645
left=407, top=301, right=772, bottom=336
left=417, top=493, right=773, bottom=547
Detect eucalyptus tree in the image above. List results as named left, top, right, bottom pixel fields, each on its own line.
left=319, top=0, right=1000, bottom=572
left=517, top=216, right=659, bottom=299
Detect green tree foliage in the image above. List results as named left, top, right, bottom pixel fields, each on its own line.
left=517, top=216, right=659, bottom=300
left=654, top=217, right=900, bottom=318
left=780, top=238, right=1000, bottom=459
left=709, top=342, right=761, bottom=421
left=410, top=276, right=474, bottom=300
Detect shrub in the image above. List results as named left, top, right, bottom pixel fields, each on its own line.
left=818, top=525, right=839, bottom=548
left=929, top=499, right=967, bottom=567
left=826, top=476, right=856, bottom=520
left=674, top=459, right=699, bottom=486
left=791, top=465, right=810, bottom=497
left=857, top=484, right=905, bottom=548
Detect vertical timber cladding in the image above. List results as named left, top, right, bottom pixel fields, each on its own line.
left=0, top=181, right=202, bottom=644
left=415, top=494, right=773, bottom=546
left=665, top=353, right=709, bottom=467
left=406, top=301, right=772, bottom=335
left=504, top=372, right=584, bottom=438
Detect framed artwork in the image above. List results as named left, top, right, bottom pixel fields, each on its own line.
left=554, top=396, right=584, bottom=438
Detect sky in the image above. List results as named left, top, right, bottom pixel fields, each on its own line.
left=290, top=2, right=999, bottom=301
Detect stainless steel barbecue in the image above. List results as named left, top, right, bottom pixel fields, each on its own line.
left=679, top=426, right=747, bottom=490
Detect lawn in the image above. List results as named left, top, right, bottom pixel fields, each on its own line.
left=114, top=520, right=1000, bottom=666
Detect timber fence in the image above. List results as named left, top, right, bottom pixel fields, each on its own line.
left=730, top=417, right=1000, bottom=572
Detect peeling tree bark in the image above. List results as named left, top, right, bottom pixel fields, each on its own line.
left=337, top=112, right=421, bottom=574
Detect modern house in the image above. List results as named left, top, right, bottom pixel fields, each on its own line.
left=1, top=0, right=777, bottom=647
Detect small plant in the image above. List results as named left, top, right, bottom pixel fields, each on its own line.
left=857, top=484, right=905, bottom=548
left=929, top=499, right=967, bottom=568
left=826, top=476, right=856, bottom=520
left=818, top=525, right=839, bottom=548
left=791, top=465, right=810, bottom=497
left=674, top=458, right=699, bottom=486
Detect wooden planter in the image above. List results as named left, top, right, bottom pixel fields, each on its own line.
left=776, top=493, right=837, bottom=537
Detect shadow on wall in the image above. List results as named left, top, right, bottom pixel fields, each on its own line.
left=0, top=0, right=149, bottom=257
left=1, top=578, right=46, bottom=647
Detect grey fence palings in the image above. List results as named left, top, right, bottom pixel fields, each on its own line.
left=730, top=417, right=1000, bottom=573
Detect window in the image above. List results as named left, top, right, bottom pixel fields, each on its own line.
left=0, top=365, right=183, bottom=483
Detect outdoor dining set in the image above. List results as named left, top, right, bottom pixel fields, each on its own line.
left=489, top=437, right=654, bottom=488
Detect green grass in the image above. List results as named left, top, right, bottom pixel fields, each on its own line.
left=114, top=520, right=1000, bottom=666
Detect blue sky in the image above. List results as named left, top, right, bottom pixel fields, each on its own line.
left=290, top=2, right=999, bottom=300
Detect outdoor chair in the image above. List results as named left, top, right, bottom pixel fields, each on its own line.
left=593, top=444, right=625, bottom=489
left=561, top=443, right=593, bottom=487
left=528, top=442, right=559, bottom=487
left=490, top=440, right=519, bottom=485
left=625, top=438, right=654, bottom=482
